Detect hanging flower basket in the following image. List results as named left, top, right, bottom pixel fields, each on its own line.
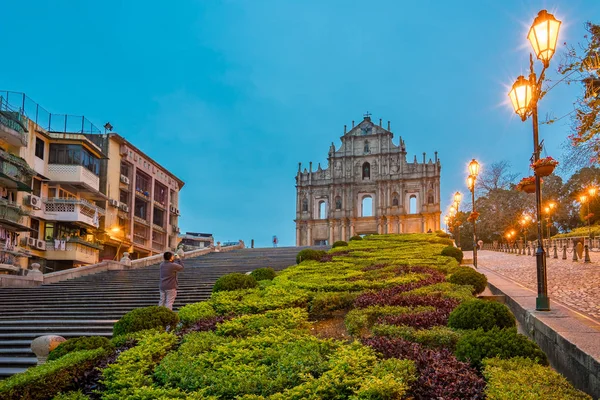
left=516, top=176, right=538, bottom=194
left=531, top=156, right=559, bottom=177
left=467, top=211, right=480, bottom=223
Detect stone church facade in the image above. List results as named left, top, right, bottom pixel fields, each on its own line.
left=295, top=115, right=441, bottom=246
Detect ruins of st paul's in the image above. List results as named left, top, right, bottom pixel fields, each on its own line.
left=295, top=114, right=442, bottom=246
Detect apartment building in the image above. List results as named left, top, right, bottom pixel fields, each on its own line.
left=87, top=133, right=184, bottom=261
left=0, top=91, right=184, bottom=273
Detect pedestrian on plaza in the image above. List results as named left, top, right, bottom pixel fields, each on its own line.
left=158, top=251, right=184, bottom=310
left=273, top=235, right=278, bottom=247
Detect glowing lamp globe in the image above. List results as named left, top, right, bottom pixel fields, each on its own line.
left=528, top=10, right=561, bottom=68
left=454, top=191, right=462, bottom=203
left=588, top=186, right=597, bottom=197
left=468, top=159, right=480, bottom=177
left=467, top=175, right=475, bottom=191
left=509, top=75, right=533, bottom=120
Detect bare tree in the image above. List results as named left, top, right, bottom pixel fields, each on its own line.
left=477, top=160, right=519, bottom=195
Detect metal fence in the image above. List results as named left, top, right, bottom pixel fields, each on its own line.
left=0, top=91, right=101, bottom=134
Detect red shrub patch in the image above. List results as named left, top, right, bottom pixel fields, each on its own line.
left=377, top=309, right=451, bottom=329
left=363, top=336, right=485, bottom=400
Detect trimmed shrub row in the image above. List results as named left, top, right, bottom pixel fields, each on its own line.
left=441, top=245, right=464, bottom=262
left=0, top=348, right=107, bottom=400
left=48, top=336, right=113, bottom=362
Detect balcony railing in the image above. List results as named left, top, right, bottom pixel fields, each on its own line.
left=0, top=148, right=35, bottom=191
left=44, top=241, right=100, bottom=264
left=46, top=164, right=100, bottom=191
left=0, top=110, right=27, bottom=147
left=0, top=199, right=29, bottom=225
left=43, top=198, right=105, bottom=228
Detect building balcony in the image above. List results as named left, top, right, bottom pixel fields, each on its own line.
left=0, top=111, right=28, bottom=147
left=0, top=148, right=34, bottom=192
left=0, top=199, right=31, bottom=231
left=43, top=198, right=105, bottom=228
left=44, top=240, right=100, bottom=265
left=134, top=215, right=149, bottom=225
left=46, top=164, right=102, bottom=196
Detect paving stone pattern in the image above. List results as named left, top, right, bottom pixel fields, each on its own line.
left=477, top=250, right=600, bottom=321
left=0, top=246, right=318, bottom=378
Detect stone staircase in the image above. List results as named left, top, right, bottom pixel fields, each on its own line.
left=0, top=246, right=313, bottom=378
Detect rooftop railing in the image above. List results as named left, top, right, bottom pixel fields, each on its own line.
left=0, top=91, right=101, bottom=134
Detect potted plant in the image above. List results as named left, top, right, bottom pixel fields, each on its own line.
left=467, top=211, right=480, bottom=222
left=516, top=176, right=538, bottom=194
left=531, top=156, right=559, bottom=177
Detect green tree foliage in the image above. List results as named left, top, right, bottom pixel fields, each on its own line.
left=558, top=22, right=600, bottom=165
left=563, top=166, right=600, bottom=225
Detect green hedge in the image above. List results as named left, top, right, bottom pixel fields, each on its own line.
left=177, top=302, right=217, bottom=326
left=448, top=267, right=488, bottom=295
left=48, top=336, right=113, bottom=361
left=483, top=357, right=591, bottom=399
left=155, top=328, right=415, bottom=399
left=371, top=325, right=462, bottom=350
left=212, top=273, right=258, bottom=292
left=295, top=249, right=326, bottom=264
left=52, top=391, right=90, bottom=400
left=310, top=291, right=357, bottom=315
left=113, top=306, right=179, bottom=337
left=332, top=240, right=348, bottom=248
left=0, top=348, right=107, bottom=400
left=455, top=328, right=547, bottom=369
left=448, top=299, right=515, bottom=331
left=441, top=246, right=463, bottom=262
left=349, top=235, right=363, bottom=241
left=215, top=308, right=308, bottom=337
left=249, top=267, right=276, bottom=281
left=101, top=331, right=178, bottom=400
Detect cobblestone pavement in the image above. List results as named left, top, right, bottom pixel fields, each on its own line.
left=475, top=250, right=600, bottom=321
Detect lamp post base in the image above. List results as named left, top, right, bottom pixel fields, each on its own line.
left=536, top=295, right=550, bottom=311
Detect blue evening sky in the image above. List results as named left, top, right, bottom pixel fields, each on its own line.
left=1, top=1, right=598, bottom=247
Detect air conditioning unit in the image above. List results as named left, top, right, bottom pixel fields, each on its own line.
left=27, top=195, right=42, bottom=210
left=120, top=174, right=130, bottom=185
left=109, top=199, right=119, bottom=207
left=176, top=209, right=180, bottom=216
left=169, top=205, right=176, bottom=213
left=121, top=204, right=130, bottom=213
left=27, top=237, right=37, bottom=247
left=36, top=240, right=46, bottom=250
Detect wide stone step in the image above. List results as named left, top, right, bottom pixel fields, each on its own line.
left=0, top=357, right=37, bottom=369
left=0, top=325, right=113, bottom=333
left=0, top=320, right=118, bottom=326
left=0, top=332, right=113, bottom=339
left=0, top=367, right=28, bottom=377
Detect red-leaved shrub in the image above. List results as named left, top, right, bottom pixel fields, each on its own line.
left=362, top=336, right=485, bottom=400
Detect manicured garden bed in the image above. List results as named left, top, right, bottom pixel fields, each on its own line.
left=0, top=234, right=590, bottom=399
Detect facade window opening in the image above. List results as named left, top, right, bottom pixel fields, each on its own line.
left=319, top=201, right=327, bottom=219
left=362, top=162, right=370, bottom=179
left=409, top=195, right=417, bottom=214
left=35, top=137, right=45, bottom=160
left=428, top=192, right=434, bottom=204
left=361, top=196, right=373, bottom=217
left=364, top=140, right=370, bottom=154
left=392, top=197, right=399, bottom=207
left=302, top=197, right=308, bottom=212
left=335, top=196, right=342, bottom=210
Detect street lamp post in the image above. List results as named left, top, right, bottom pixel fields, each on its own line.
left=586, top=186, right=597, bottom=241
left=508, top=9, right=561, bottom=311
left=453, top=192, right=462, bottom=248
left=467, top=159, right=480, bottom=268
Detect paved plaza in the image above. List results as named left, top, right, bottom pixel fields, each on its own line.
left=475, top=250, right=600, bottom=321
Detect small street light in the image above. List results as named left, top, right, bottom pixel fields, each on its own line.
left=544, top=201, right=556, bottom=244
left=453, top=192, right=462, bottom=248
left=466, top=159, right=480, bottom=268
left=507, top=9, right=561, bottom=311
